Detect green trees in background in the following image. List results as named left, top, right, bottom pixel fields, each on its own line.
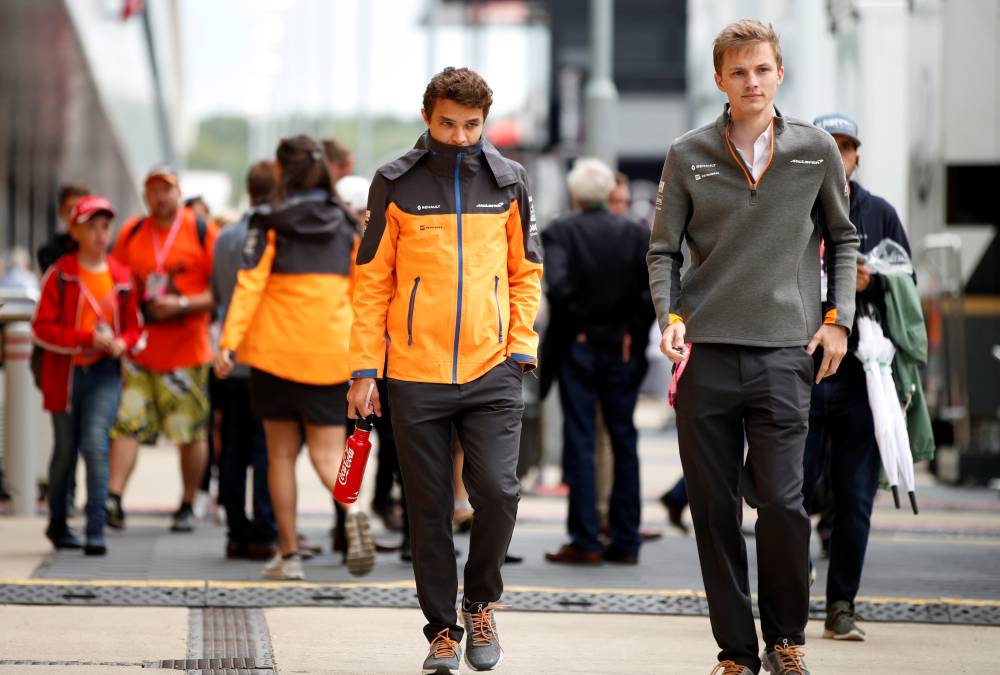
left=186, top=114, right=424, bottom=207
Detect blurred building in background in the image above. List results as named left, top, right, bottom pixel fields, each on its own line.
left=0, top=0, right=182, bottom=256
left=0, top=0, right=996, bottom=481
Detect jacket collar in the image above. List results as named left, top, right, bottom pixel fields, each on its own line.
left=378, top=131, right=518, bottom=187
left=715, top=103, right=786, bottom=140
left=55, top=252, right=131, bottom=286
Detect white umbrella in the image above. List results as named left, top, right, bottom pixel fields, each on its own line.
left=876, top=331, right=919, bottom=514
left=855, top=316, right=902, bottom=509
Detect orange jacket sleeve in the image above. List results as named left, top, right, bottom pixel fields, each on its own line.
left=220, top=225, right=274, bottom=353
left=505, top=172, right=544, bottom=369
left=349, top=175, right=397, bottom=379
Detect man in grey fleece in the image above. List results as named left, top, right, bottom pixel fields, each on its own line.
left=647, top=21, right=858, bottom=675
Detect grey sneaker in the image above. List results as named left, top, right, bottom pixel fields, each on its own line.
left=422, top=628, right=461, bottom=675
left=823, top=600, right=866, bottom=641
left=345, top=511, right=375, bottom=576
left=711, top=662, right=754, bottom=675
left=761, top=640, right=810, bottom=674
left=170, top=504, right=195, bottom=533
left=461, top=601, right=506, bottom=671
left=262, top=553, right=304, bottom=581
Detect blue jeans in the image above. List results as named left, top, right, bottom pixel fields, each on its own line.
left=666, top=476, right=687, bottom=507
left=803, top=376, right=881, bottom=608
left=48, top=358, right=121, bottom=543
left=558, top=340, right=642, bottom=555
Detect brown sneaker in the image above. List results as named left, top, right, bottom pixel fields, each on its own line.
left=544, top=543, right=602, bottom=565
left=711, top=662, right=753, bottom=675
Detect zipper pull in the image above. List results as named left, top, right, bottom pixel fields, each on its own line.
left=750, top=187, right=759, bottom=205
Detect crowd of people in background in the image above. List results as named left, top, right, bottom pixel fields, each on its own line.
left=13, top=37, right=929, bottom=671
left=25, top=131, right=670, bottom=577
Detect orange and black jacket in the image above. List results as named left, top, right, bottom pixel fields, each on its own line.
left=220, top=190, right=358, bottom=385
left=350, top=132, right=544, bottom=385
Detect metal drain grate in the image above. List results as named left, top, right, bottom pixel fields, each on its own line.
left=174, top=607, right=276, bottom=674
left=0, top=581, right=201, bottom=606
left=3, top=581, right=1000, bottom=626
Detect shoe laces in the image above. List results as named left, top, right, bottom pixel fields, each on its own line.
left=429, top=628, right=458, bottom=659
left=710, top=661, right=746, bottom=675
left=468, top=604, right=509, bottom=647
left=772, top=643, right=806, bottom=674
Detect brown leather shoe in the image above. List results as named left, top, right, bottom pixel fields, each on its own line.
left=225, top=541, right=248, bottom=559
left=544, top=544, right=602, bottom=565
left=602, top=545, right=639, bottom=565
left=246, top=541, right=277, bottom=561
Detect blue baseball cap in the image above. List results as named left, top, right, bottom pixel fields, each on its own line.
left=813, top=113, right=861, bottom=147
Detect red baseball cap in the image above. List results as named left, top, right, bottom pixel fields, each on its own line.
left=71, top=195, right=116, bottom=226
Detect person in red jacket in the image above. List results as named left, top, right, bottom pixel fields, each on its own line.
left=31, top=196, right=144, bottom=555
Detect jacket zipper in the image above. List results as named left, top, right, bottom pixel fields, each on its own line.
left=451, top=152, right=464, bottom=384
left=494, top=275, right=503, bottom=343
left=407, top=276, right=421, bottom=346
left=724, top=118, right=774, bottom=206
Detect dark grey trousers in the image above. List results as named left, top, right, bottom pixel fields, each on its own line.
left=674, top=343, right=813, bottom=672
left=388, top=359, right=524, bottom=643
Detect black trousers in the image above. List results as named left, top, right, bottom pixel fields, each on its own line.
left=675, top=343, right=813, bottom=672
left=803, top=375, right=881, bottom=609
left=388, top=359, right=524, bottom=643
left=217, top=376, right=276, bottom=546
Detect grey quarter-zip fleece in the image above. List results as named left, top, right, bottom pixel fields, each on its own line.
left=647, top=106, right=860, bottom=347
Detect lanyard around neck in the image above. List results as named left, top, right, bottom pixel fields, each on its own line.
left=78, top=270, right=112, bottom=325
left=151, top=212, right=183, bottom=273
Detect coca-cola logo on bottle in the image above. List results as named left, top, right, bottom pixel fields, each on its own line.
left=338, top=448, right=354, bottom=485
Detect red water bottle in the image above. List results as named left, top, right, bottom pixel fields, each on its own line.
left=334, top=415, right=374, bottom=503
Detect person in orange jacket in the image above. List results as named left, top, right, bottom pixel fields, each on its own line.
left=32, top=195, right=144, bottom=555
left=347, top=67, right=543, bottom=674
left=214, top=135, right=374, bottom=582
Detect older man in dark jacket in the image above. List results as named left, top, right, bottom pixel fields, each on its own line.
left=541, top=158, right=655, bottom=565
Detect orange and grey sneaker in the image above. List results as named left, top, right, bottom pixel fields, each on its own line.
left=761, top=639, right=810, bottom=674
left=461, top=601, right=508, bottom=671
left=422, top=628, right=461, bottom=675
left=710, top=661, right=753, bottom=675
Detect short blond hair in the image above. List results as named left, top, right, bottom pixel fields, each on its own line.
left=713, top=20, right=781, bottom=75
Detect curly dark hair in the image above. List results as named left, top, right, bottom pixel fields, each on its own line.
left=422, top=67, right=493, bottom=119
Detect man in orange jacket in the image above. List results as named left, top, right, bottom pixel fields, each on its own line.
left=347, top=67, right=542, bottom=674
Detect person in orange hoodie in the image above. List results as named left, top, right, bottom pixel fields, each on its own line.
left=347, top=67, right=543, bottom=674
left=32, top=196, right=144, bottom=555
left=214, top=135, right=373, bottom=581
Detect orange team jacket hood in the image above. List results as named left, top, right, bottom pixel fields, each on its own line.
left=221, top=190, right=359, bottom=385
left=350, top=132, right=544, bottom=385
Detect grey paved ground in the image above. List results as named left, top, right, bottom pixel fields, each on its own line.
left=34, top=485, right=1000, bottom=602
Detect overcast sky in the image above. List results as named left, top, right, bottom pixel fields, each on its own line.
left=180, top=0, right=535, bottom=122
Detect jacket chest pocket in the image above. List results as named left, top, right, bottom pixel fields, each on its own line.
left=465, top=213, right=508, bottom=265
left=398, top=214, right=451, bottom=263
